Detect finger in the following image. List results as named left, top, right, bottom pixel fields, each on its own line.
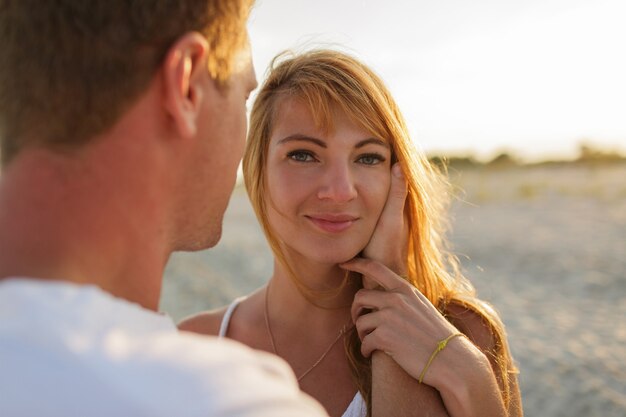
left=361, top=274, right=381, bottom=291
left=361, top=163, right=408, bottom=272
left=373, top=163, right=408, bottom=232
left=351, top=288, right=403, bottom=324
left=361, top=331, right=376, bottom=358
left=351, top=271, right=444, bottom=333
left=360, top=328, right=391, bottom=358
left=340, top=258, right=410, bottom=292
left=353, top=309, right=380, bottom=341
left=385, top=163, right=408, bottom=220
left=351, top=288, right=378, bottom=323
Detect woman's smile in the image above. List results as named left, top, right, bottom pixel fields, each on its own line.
left=305, top=213, right=360, bottom=233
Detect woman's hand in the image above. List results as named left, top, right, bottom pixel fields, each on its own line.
left=361, top=163, right=408, bottom=283
left=347, top=162, right=468, bottom=386
left=348, top=166, right=511, bottom=416
left=340, top=257, right=462, bottom=385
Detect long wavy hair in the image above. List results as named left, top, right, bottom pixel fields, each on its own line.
left=243, top=49, right=517, bottom=413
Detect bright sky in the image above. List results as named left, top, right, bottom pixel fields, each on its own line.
left=248, top=0, right=626, bottom=161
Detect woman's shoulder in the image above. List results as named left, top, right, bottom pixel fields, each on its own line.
left=178, top=292, right=261, bottom=336
left=444, top=300, right=501, bottom=353
left=177, top=306, right=229, bottom=336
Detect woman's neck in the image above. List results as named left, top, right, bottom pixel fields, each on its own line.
left=267, top=257, right=360, bottom=328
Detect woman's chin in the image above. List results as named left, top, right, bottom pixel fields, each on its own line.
left=313, top=249, right=364, bottom=266
left=287, top=240, right=368, bottom=266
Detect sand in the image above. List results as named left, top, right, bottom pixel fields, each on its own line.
left=160, top=163, right=626, bottom=417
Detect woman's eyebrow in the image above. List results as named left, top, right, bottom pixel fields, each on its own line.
left=277, top=134, right=326, bottom=148
left=355, top=138, right=389, bottom=149
left=276, top=135, right=389, bottom=149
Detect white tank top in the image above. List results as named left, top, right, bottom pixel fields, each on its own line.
left=219, top=297, right=367, bottom=417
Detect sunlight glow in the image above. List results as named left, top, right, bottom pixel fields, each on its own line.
left=250, top=0, right=626, bottom=161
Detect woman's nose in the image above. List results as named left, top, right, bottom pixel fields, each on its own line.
left=316, top=163, right=358, bottom=203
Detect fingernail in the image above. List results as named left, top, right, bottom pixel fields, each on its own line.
left=392, top=163, right=403, bottom=179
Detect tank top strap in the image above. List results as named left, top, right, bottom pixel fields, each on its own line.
left=218, top=296, right=247, bottom=338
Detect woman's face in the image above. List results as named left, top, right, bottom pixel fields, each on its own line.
left=265, top=97, right=392, bottom=266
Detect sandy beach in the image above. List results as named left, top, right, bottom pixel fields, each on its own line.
left=160, top=163, right=626, bottom=417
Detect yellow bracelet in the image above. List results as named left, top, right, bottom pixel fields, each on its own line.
left=418, top=333, right=463, bottom=384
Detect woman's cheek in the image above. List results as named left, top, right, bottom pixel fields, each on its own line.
left=371, top=172, right=392, bottom=213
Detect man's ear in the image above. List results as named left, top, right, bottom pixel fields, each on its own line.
left=162, top=32, right=211, bottom=140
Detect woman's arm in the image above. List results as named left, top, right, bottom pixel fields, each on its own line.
left=342, top=258, right=509, bottom=417
left=346, top=164, right=520, bottom=416
left=371, top=351, right=447, bottom=416
left=446, top=305, right=523, bottom=417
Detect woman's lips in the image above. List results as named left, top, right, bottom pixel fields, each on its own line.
left=306, top=215, right=358, bottom=233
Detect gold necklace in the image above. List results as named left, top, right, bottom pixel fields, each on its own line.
left=263, top=284, right=350, bottom=382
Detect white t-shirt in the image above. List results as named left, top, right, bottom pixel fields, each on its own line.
left=0, top=278, right=328, bottom=417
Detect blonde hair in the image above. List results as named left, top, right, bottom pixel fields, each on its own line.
left=243, top=49, right=517, bottom=412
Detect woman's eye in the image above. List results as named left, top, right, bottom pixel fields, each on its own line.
left=357, top=153, right=385, bottom=165
left=287, top=150, right=315, bottom=162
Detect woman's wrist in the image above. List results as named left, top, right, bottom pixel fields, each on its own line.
left=427, top=336, right=505, bottom=416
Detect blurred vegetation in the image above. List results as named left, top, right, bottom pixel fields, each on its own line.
left=429, top=142, right=626, bottom=171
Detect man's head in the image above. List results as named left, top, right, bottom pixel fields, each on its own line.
left=0, top=0, right=257, bottom=253
left=0, top=0, right=252, bottom=166
left=167, top=37, right=257, bottom=251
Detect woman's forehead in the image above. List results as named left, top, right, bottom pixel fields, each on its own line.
left=271, top=95, right=388, bottom=145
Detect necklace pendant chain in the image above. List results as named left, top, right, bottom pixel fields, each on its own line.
left=264, top=285, right=351, bottom=382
